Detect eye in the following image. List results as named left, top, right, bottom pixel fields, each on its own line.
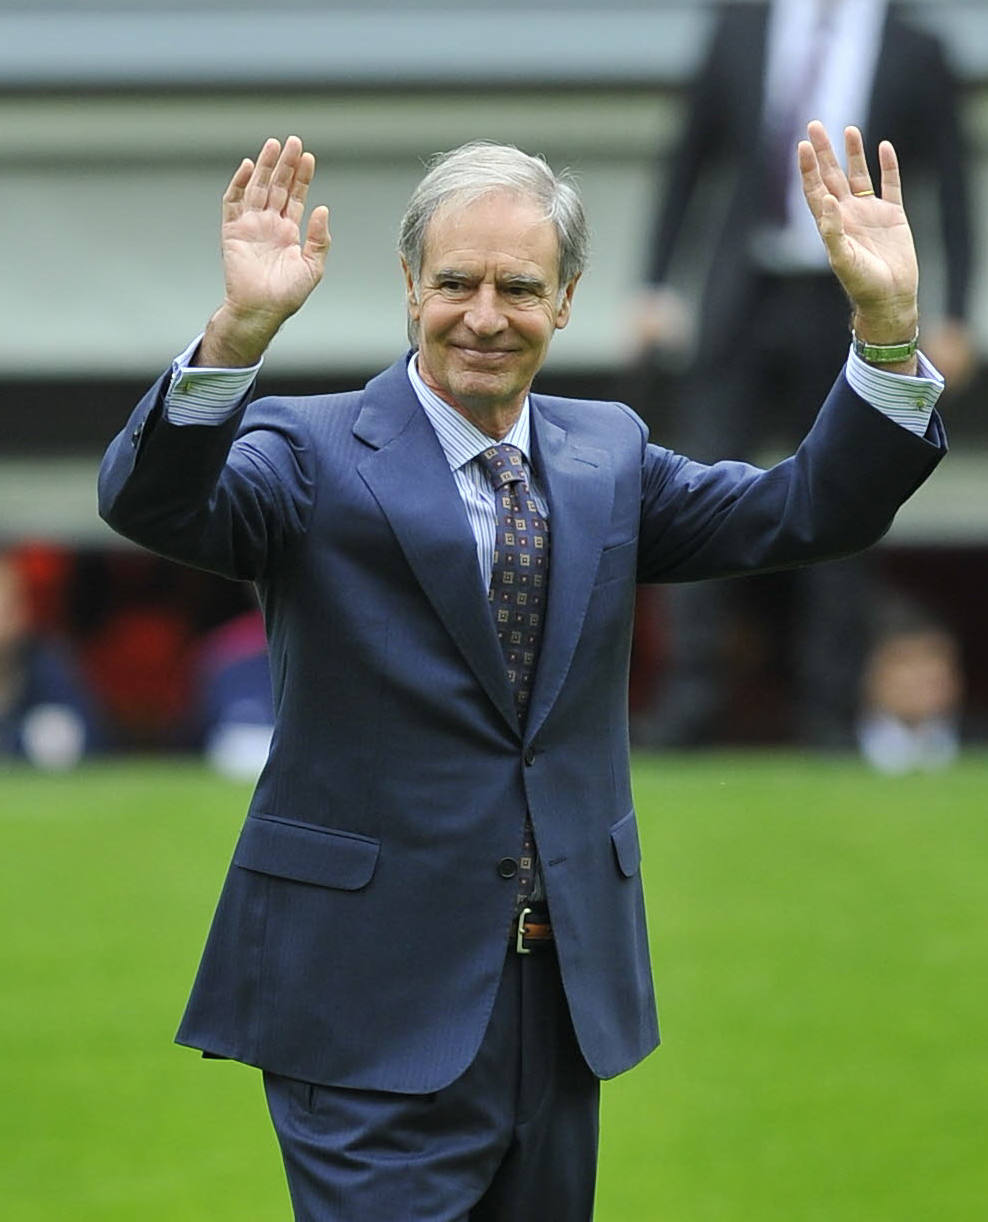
left=504, top=282, right=543, bottom=301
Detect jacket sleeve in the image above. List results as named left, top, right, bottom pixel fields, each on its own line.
left=98, top=377, right=317, bottom=582
left=636, top=374, right=946, bottom=584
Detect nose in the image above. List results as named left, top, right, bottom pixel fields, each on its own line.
left=463, top=285, right=508, bottom=337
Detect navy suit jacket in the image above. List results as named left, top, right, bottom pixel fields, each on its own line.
left=98, top=355, right=944, bottom=1092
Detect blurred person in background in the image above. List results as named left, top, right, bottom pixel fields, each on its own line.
left=76, top=552, right=199, bottom=751
left=0, top=552, right=101, bottom=769
left=196, top=603, right=273, bottom=782
left=857, top=600, right=963, bottom=773
left=631, top=0, right=974, bottom=749
left=98, top=123, right=945, bottom=1219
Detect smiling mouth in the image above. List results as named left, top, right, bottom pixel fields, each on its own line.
left=455, top=346, right=516, bottom=361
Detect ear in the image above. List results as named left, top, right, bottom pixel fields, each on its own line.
left=400, top=257, right=420, bottom=320
left=554, top=274, right=581, bottom=331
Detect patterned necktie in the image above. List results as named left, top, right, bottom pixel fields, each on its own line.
left=476, top=443, right=549, bottom=907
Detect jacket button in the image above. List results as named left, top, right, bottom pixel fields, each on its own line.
left=524, top=747, right=536, bottom=766
left=497, top=857, right=518, bottom=879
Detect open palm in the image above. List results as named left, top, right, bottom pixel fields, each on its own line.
left=220, top=136, right=331, bottom=327
left=800, top=122, right=918, bottom=325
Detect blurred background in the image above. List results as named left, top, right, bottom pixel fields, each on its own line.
left=2, top=3, right=988, bottom=1219
left=2, top=0, right=988, bottom=765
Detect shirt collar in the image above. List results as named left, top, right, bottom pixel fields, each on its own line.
left=406, top=353, right=532, bottom=472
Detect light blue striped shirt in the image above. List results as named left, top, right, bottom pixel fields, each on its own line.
left=844, top=347, right=943, bottom=430
left=405, top=355, right=549, bottom=586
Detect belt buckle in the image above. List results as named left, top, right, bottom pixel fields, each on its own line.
left=515, top=906, right=533, bottom=955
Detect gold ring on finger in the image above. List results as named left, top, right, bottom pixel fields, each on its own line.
left=852, top=188, right=875, bottom=197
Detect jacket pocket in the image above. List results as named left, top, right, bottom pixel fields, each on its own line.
left=609, top=808, right=642, bottom=878
left=233, top=813, right=380, bottom=891
left=593, top=538, right=636, bottom=587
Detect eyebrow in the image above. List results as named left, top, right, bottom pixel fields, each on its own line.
left=501, top=273, right=548, bottom=293
left=431, top=268, right=549, bottom=294
left=432, top=268, right=473, bottom=281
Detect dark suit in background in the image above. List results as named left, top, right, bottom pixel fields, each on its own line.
left=638, top=0, right=972, bottom=747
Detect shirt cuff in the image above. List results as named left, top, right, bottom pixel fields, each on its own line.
left=845, top=346, right=943, bottom=438
left=164, top=334, right=263, bottom=426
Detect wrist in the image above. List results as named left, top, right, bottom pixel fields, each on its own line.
left=194, top=302, right=282, bottom=368
left=851, top=306, right=920, bottom=375
left=851, top=304, right=919, bottom=349
left=852, top=328, right=917, bottom=358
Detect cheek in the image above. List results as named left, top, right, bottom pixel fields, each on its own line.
left=508, top=304, right=554, bottom=347
left=534, top=298, right=564, bottom=330
left=419, top=298, right=461, bottom=333
left=521, top=311, right=559, bottom=348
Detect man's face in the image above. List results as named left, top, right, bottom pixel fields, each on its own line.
left=402, top=190, right=578, bottom=432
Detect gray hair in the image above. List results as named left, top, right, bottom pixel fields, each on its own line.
left=398, top=140, right=589, bottom=293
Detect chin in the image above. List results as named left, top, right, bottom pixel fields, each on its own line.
left=452, top=372, right=513, bottom=403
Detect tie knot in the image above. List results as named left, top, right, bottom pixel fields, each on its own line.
left=477, top=444, right=527, bottom=491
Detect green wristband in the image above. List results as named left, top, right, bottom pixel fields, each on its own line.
left=851, top=329, right=919, bottom=364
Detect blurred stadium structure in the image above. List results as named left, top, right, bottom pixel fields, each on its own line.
left=1, top=0, right=987, bottom=744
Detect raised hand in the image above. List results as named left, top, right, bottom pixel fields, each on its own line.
left=196, top=136, right=331, bottom=367
left=799, top=122, right=918, bottom=355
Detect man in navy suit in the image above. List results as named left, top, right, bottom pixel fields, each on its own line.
left=99, top=124, right=945, bottom=1219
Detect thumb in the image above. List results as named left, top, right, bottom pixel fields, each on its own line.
left=302, top=205, right=332, bottom=274
left=818, top=194, right=852, bottom=267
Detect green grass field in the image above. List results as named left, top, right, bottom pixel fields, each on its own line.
left=2, top=753, right=986, bottom=1220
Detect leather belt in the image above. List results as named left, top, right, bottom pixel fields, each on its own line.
left=513, top=905, right=553, bottom=954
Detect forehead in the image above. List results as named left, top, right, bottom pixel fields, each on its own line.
left=421, top=190, right=560, bottom=280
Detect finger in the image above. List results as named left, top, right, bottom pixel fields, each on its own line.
left=843, top=126, right=875, bottom=199
left=267, top=135, right=303, bottom=214
left=222, top=158, right=254, bottom=222
left=878, top=139, right=903, bottom=208
left=302, top=205, right=332, bottom=275
left=285, top=150, right=316, bottom=227
left=798, top=139, right=829, bottom=224
left=244, top=138, right=281, bottom=207
left=807, top=119, right=850, bottom=200
left=799, top=143, right=850, bottom=266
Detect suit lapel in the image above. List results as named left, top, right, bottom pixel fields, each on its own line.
left=354, top=361, right=519, bottom=735
left=525, top=399, right=613, bottom=742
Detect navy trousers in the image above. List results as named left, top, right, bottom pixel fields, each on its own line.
left=263, top=947, right=600, bottom=1221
